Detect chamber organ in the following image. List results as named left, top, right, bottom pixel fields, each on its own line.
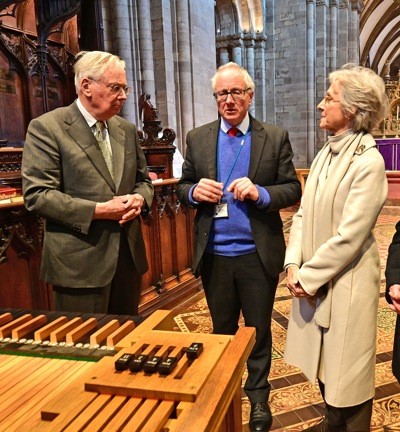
left=0, top=309, right=255, bottom=431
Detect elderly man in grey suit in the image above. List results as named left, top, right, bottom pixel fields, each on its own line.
left=22, top=51, right=154, bottom=315
left=176, top=62, right=301, bottom=432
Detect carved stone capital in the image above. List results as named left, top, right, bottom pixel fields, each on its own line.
left=254, top=37, right=267, bottom=50
left=243, top=35, right=255, bottom=48
left=350, top=0, right=363, bottom=13
left=216, top=34, right=243, bottom=49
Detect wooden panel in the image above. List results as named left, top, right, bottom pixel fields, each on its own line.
left=0, top=203, right=52, bottom=310
left=0, top=150, right=199, bottom=314
left=138, top=178, right=200, bottom=316
left=0, top=51, right=26, bottom=145
left=24, top=320, right=255, bottom=432
left=85, top=331, right=231, bottom=402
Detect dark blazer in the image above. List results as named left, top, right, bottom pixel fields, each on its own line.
left=385, top=220, right=400, bottom=381
left=22, top=101, right=154, bottom=287
left=176, top=116, right=301, bottom=278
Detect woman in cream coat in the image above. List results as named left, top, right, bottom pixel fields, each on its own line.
left=284, top=65, right=388, bottom=432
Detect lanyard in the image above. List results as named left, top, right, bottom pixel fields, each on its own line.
left=222, top=138, right=245, bottom=191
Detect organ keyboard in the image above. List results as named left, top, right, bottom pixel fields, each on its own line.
left=0, top=309, right=143, bottom=360
left=0, top=309, right=255, bottom=431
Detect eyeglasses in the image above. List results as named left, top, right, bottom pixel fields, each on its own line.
left=106, top=83, right=132, bottom=96
left=322, top=95, right=341, bottom=106
left=213, top=88, right=251, bottom=102
left=89, top=78, right=132, bottom=96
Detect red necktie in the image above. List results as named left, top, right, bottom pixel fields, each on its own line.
left=228, top=127, right=240, bottom=137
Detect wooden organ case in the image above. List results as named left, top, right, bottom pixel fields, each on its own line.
left=0, top=309, right=255, bottom=431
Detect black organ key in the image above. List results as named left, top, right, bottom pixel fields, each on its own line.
left=143, top=355, right=163, bottom=373
left=158, top=356, right=178, bottom=375
left=115, top=353, right=134, bottom=371
left=186, top=342, right=203, bottom=360
left=129, top=354, right=149, bottom=372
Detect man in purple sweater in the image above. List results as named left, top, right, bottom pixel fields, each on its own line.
left=177, top=62, right=301, bottom=432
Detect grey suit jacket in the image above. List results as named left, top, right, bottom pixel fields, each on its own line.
left=22, top=101, right=154, bottom=287
left=176, top=116, right=301, bottom=278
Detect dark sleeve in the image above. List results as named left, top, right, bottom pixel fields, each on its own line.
left=385, top=220, right=400, bottom=303
left=176, top=131, right=199, bottom=207
left=264, top=129, right=302, bottom=211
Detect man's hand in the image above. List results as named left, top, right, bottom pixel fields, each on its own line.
left=93, top=193, right=145, bottom=224
left=388, top=284, right=400, bottom=314
left=118, top=193, right=145, bottom=224
left=193, top=178, right=223, bottom=203
left=227, top=177, right=259, bottom=201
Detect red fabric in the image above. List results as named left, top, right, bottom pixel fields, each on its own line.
left=228, top=127, right=240, bottom=137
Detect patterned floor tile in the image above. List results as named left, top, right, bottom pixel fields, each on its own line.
left=171, top=200, right=400, bottom=431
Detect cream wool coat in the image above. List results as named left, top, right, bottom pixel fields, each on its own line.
left=284, top=131, right=387, bottom=407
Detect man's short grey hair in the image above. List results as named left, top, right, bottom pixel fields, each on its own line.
left=329, top=64, right=388, bottom=133
left=211, top=62, right=255, bottom=92
left=73, top=51, right=126, bottom=92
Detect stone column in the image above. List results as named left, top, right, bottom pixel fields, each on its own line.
left=349, top=0, right=362, bottom=65
left=106, top=0, right=136, bottom=122
left=243, top=32, right=255, bottom=76
left=232, top=37, right=243, bottom=65
left=254, top=34, right=266, bottom=121
left=151, top=0, right=176, bottom=134
left=176, top=0, right=193, bottom=152
left=329, top=0, right=338, bottom=70
left=264, top=0, right=276, bottom=124
left=218, top=46, right=229, bottom=66
left=316, top=0, right=329, bottom=149
left=137, top=0, right=156, bottom=98
left=307, top=0, right=316, bottom=164
left=338, top=0, right=349, bottom=67
left=243, top=32, right=255, bottom=117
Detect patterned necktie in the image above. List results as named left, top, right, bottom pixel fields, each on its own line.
left=228, top=127, right=241, bottom=137
left=94, top=121, right=114, bottom=181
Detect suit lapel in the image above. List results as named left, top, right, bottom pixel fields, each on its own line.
left=64, top=102, right=115, bottom=190
left=206, top=120, right=219, bottom=180
left=248, top=117, right=266, bottom=179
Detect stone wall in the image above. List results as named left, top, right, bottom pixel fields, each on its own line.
left=100, top=0, right=362, bottom=167
left=101, top=0, right=216, bottom=156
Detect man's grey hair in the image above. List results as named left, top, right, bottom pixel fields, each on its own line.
left=211, top=62, right=255, bottom=92
left=73, top=51, right=126, bottom=92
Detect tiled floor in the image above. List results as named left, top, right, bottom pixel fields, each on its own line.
left=171, top=201, right=400, bottom=431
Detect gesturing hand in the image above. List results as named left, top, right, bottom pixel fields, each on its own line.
left=193, top=178, right=223, bottom=203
